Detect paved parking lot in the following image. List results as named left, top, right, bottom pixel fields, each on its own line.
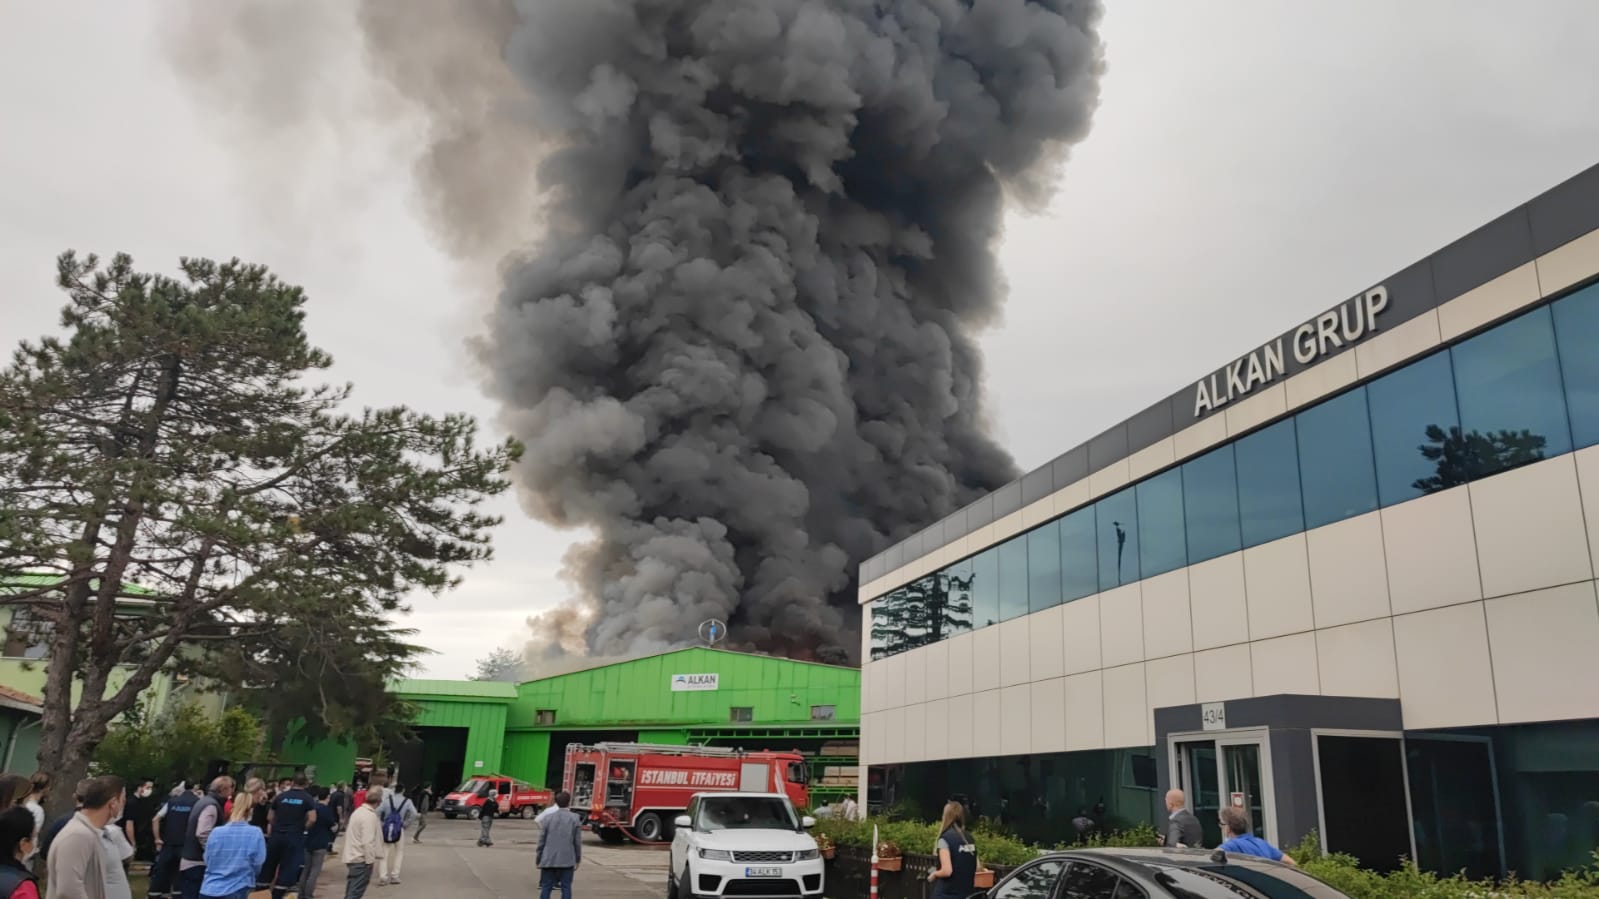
left=306, top=814, right=669, bottom=899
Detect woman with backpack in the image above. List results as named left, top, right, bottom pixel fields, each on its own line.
left=375, top=786, right=416, bottom=886
left=0, top=806, right=40, bottom=899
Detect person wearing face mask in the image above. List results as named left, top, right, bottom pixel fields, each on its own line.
left=0, top=806, right=41, bottom=899
left=126, top=780, right=159, bottom=863
left=45, top=775, right=132, bottom=899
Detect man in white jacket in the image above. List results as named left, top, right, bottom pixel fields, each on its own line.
left=340, top=789, right=385, bottom=899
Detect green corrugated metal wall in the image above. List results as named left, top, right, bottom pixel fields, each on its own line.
left=506, top=648, right=859, bottom=730
left=405, top=697, right=507, bottom=776
left=501, top=731, right=550, bottom=783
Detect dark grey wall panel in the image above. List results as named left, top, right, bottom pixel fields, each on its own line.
left=1051, top=445, right=1089, bottom=487
left=992, top=481, right=1022, bottom=519
left=1367, top=259, right=1437, bottom=333
left=1127, top=398, right=1175, bottom=453
left=1430, top=207, right=1535, bottom=302
left=1529, top=164, right=1599, bottom=255
left=1021, top=465, right=1054, bottom=506
left=1088, top=424, right=1129, bottom=472
left=885, top=541, right=904, bottom=571
left=944, top=507, right=966, bottom=544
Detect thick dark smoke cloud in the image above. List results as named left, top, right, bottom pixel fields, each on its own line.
left=164, top=0, right=1105, bottom=665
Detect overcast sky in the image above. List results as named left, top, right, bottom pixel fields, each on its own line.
left=5, top=2, right=1599, bottom=680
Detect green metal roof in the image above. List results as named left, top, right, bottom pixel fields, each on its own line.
left=388, top=678, right=517, bottom=700
left=1, top=574, right=161, bottom=598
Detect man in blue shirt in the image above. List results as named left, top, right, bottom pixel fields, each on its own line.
left=296, top=788, right=338, bottom=899
left=258, top=774, right=317, bottom=899
left=1217, top=807, right=1296, bottom=867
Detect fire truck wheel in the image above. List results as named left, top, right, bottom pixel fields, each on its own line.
left=598, top=827, right=626, bottom=845
left=468, top=806, right=482, bottom=820
left=520, top=805, right=535, bottom=819
left=635, top=811, right=665, bottom=842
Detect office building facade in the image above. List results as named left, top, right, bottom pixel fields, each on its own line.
left=857, top=163, right=1599, bottom=880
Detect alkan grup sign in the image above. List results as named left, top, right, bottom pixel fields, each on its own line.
left=1192, top=285, right=1389, bottom=418
left=671, top=673, right=720, bottom=692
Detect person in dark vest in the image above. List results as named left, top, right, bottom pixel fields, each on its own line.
left=925, top=801, right=978, bottom=899
left=178, top=777, right=234, bottom=899
left=259, top=773, right=316, bottom=899
left=0, top=806, right=40, bottom=899
left=148, top=781, right=198, bottom=899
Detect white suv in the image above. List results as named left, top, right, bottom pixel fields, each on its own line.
left=668, top=792, right=824, bottom=899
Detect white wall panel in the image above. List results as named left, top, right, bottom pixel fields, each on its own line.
left=1030, top=678, right=1068, bottom=755
left=1029, top=605, right=1066, bottom=681
left=1064, top=671, right=1105, bottom=751
left=1578, top=445, right=1599, bottom=573
left=880, top=651, right=906, bottom=710
left=1537, top=226, right=1599, bottom=295
left=903, top=644, right=927, bottom=707
left=972, top=689, right=1001, bottom=757
left=1194, top=644, right=1254, bottom=703
left=924, top=640, right=950, bottom=702
left=902, top=702, right=927, bottom=763
left=1189, top=554, right=1250, bottom=650
left=923, top=698, right=951, bottom=761
left=947, top=631, right=975, bottom=697
left=1306, top=512, right=1391, bottom=628
left=972, top=625, right=1001, bottom=693
left=1316, top=618, right=1400, bottom=699
left=1437, top=262, right=1541, bottom=342
left=1486, top=582, right=1599, bottom=724
left=1393, top=602, right=1498, bottom=729
left=1141, top=570, right=1194, bottom=659
left=1102, top=662, right=1150, bottom=748
left=1243, top=533, right=1315, bottom=640
left=879, top=706, right=906, bottom=764
left=1099, top=583, right=1145, bottom=667
left=1249, top=632, right=1321, bottom=697
left=1061, top=596, right=1103, bottom=674
left=1382, top=487, right=1484, bottom=616
left=1145, top=653, right=1196, bottom=717
left=947, top=693, right=975, bottom=759
left=999, top=617, right=1033, bottom=688
left=1000, top=683, right=1032, bottom=756
left=1471, top=455, right=1593, bottom=598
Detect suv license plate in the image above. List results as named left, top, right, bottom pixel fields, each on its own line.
left=745, top=867, right=782, bottom=878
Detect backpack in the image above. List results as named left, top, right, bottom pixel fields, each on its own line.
left=381, top=796, right=408, bottom=844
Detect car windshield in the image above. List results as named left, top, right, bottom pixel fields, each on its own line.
left=697, top=796, right=799, bottom=832
left=455, top=779, right=488, bottom=794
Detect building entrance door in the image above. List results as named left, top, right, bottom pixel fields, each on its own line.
left=1170, top=729, right=1276, bottom=848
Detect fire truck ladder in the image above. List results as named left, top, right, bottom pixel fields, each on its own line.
left=587, top=742, right=741, bottom=756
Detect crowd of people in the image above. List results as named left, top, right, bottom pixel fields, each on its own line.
left=0, top=769, right=455, bottom=899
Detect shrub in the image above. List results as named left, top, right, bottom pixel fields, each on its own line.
left=1287, top=831, right=1599, bottom=898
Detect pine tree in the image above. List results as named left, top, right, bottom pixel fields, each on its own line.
left=0, top=252, right=520, bottom=808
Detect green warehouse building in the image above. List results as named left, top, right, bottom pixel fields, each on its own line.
left=292, top=647, right=861, bottom=805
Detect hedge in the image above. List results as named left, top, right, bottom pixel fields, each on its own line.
left=813, top=817, right=1599, bottom=897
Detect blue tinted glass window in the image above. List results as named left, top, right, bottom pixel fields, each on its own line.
left=1235, top=419, right=1304, bottom=547
left=1096, top=488, right=1139, bottom=591
left=1452, top=306, right=1572, bottom=478
left=1296, top=387, right=1378, bottom=529
left=1027, top=520, right=1063, bottom=613
left=1367, top=351, right=1461, bottom=505
left=942, top=557, right=974, bottom=637
left=1183, top=444, right=1241, bottom=563
left=997, top=536, right=1029, bottom=621
left=1554, top=283, right=1599, bottom=449
left=1136, top=468, right=1187, bottom=578
left=970, top=547, right=999, bottom=629
left=1058, top=507, right=1097, bottom=602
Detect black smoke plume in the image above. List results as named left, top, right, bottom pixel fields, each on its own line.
left=163, top=0, right=1106, bottom=665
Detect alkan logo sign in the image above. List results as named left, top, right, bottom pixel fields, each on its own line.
left=671, top=673, right=719, bottom=692
left=1192, top=286, right=1389, bottom=418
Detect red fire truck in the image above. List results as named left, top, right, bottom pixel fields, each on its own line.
left=563, top=742, right=810, bottom=843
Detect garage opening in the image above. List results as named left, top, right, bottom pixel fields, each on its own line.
left=390, top=726, right=469, bottom=794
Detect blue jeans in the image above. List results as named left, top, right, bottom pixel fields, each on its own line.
left=539, top=867, right=574, bottom=899
left=199, top=891, right=250, bottom=899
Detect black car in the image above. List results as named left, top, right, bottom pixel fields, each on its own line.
left=979, top=847, right=1350, bottom=899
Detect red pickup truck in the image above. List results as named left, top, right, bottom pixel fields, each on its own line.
left=439, top=775, right=553, bottom=819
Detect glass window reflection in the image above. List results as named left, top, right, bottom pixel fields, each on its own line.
left=943, top=557, right=975, bottom=638
left=1297, top=387, right=1379, bottom=529
left=1235, top=419, right=1304, bottom=547
left=1096, top=488, right=1139, bottom=591
left=1058, top=507, right=1097, bottom=602
left=1136, top=468, right=1186, bottom=578
left=998, top=536, right=1029, bottom=621
left=1027, top=520, right=1063, bottom=613
left=1553, top=283, right=1599, bottom=449
left=1183, top=445, right=1241, bottom=563
left=1452, top=306, right=1571, bottom=476
left=1367, top=351, right=1461, bottom=505
left=971, top=547, right=999, bottom=629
